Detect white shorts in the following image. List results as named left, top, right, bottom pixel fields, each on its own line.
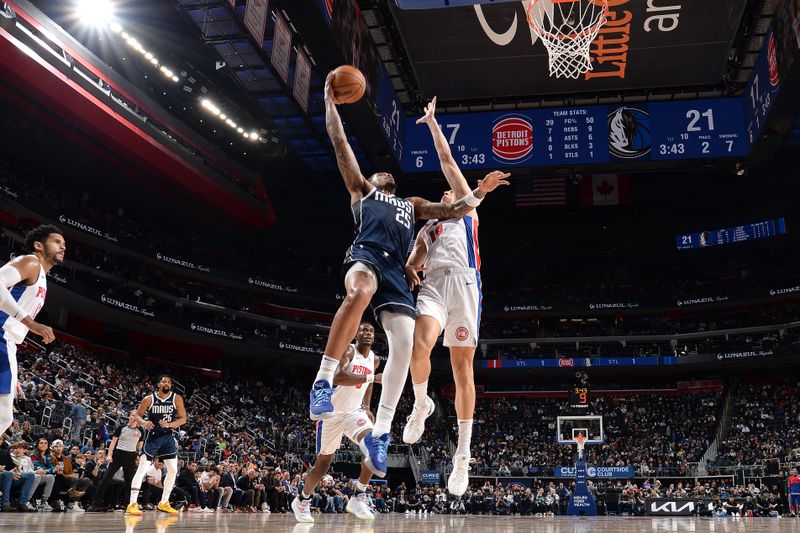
left=315, top=409, right=373, bottom=456
left=416, top=267, right=481, bottom=347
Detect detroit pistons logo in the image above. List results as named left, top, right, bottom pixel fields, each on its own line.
left=492, top=114, right=533, bottom=163
left=455, top=327, right=469, bottom=342
left=558, top=358, right=574, bottom=367
left=767, top=33, right=779, bottom=87
left=357, top=419, right=366, bottom=427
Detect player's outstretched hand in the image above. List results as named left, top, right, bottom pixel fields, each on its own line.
left=404, top=265, right=423, bottom=292
left=415, top=96, right=437, bottom=125
left=324, top=71, right=340, bottom=105
left=477, top=170, right=511, bottom=193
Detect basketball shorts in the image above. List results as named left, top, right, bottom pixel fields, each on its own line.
left=0, top=334, right=17, bottom=395
left=416, top=267, right=482, bottom=347
left=315, top=409, right=373, bottom=456
left=143, top=431, right=178, bottom=460
left=790, top=493, right=800, bottom=507
left=343, top=244, right=416, bottom=320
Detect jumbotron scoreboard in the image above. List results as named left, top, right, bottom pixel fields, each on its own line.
left=403, top=98, right=748, bottom=172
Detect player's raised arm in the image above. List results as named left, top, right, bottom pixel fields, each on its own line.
left=417, top=97, right=472, bottom=198
left=325, top=72, right=371, bottom=203
left=409, top=170, right=510, bottom=221
left=404, top=230, right=428, bottom=291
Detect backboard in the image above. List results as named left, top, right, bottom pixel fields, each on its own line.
left=556, top=415, right=604, bottom=445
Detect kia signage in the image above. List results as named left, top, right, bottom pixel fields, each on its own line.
left=555, top=466, right=635, bottom=479
left=389, top=1, right=747, bottom=100
left=646, top=499, right=696, bottom=516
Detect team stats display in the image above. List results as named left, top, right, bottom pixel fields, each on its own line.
left=676, top=218, right=787, bottom=250
left=403, top=98, right=748, bottom=173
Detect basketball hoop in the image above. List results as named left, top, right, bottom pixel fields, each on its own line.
left=575, top=433, right=587, bottom=459
left=526, top=0, right=609, bottom=79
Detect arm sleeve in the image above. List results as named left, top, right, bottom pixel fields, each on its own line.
left=0, top=264, right=28, bottom=320
left=113, top=425, right=123, bottom=438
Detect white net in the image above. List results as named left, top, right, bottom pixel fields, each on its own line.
left=575, top=433, right=587, bottom=459
left=526, top=0, right=609, bottom=79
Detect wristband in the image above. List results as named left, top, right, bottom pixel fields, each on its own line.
left=465, top=191, right=483, bottom=207
left=365, top=374, right=375, bottom=384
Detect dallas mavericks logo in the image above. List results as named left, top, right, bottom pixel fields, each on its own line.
left=608, top=107, right=651, bottom=159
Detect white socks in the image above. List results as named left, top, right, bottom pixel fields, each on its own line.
left=356, top=481, right=367, bottom=492
left=314, top=355, right=339, bottom=385
left=373, top=312, right=415, bottom=436
left=129, top=456, right=152, bottom=505
left=456, top=419, right=473, bottom=457
left=413, top=380, right=429, bottom=407
left=161, top=458, right=178, bottom=504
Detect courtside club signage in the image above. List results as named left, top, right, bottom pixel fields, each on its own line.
left=492, top=114, right=533, bottom=163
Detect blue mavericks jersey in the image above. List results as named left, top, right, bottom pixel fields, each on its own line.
left=147, top=392, right=177, bottom=436
left=351, top=187, right=415, bottom=266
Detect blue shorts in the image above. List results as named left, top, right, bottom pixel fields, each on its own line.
left=343, top=244, right=416, bottom=321
left=0, top=335, right=17, bottom=395
left=143, top=432, right=178, bottom=460
left=790, top=494, right=800, bottom=506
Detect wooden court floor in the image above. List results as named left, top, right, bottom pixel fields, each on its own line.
left=1, top=512, right=800, bottom=533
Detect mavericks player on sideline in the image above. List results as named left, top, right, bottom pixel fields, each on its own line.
left=311, top=70, right=509, bottom=478
left=126, top=375, right=187, bottom=515
left=402, top=97, right=487, bottom=496
left=0, top=225, right=61, bottom=437
left=293, top=322, right=382, bottom=523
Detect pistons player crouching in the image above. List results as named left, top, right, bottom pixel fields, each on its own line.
left=293, top=323, right=382, bottom=523
left=126, top=375, right=187, bottom=515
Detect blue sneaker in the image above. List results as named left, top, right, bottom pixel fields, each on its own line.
left=309, top=380, right=335, bottom=421
left=359, top=431, right=390, bottom=477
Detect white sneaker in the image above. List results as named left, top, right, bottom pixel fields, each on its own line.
left=67, top=503, right=85, bottom=513
left=260, top=502, right=270, bottom=513
left=448, top=454, right=471, bottom=496
left=291, top=496, right=315, bottom=524
left=402, top=396, right=435, bottom=444
left=346, top=493, right=375, bottom=521
left=405, top=510, right=411, bottom=515
left=202, top=507, right=215, bottom=513
left=40, top=501, right=54, bottom=512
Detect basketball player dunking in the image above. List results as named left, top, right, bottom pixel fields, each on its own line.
left=126, top=375, right=187, bottom=515
left=402, top=97, right=487, bottom=496
left=293, top=322, right=382, bottom=523
left=310, top=71, right=509, bottom=478
left=0, top=225, right=61, bottom=438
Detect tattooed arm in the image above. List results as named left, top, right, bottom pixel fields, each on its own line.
left=325, top=72, right=371, bottom=203
left=408, top=171, right=510, bottom=221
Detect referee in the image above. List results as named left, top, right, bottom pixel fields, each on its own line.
left=86, top=410, right=142, bottom=512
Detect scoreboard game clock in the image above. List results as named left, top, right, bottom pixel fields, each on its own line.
left=403, top=98, right=748, bottom=172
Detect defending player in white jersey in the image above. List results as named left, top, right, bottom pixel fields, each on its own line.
left=293, top=322, right=382, bottom=524
left=402, top=97, right=486, bottom=496
left=0, top=225, right=61, bottom=437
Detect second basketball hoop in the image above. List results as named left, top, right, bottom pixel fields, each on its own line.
left=526, top=0, right=609, bottom=79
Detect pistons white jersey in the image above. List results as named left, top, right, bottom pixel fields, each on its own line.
left=2, top=257, right=47, bottom=344
left=419, top=215, right=480, bottom=272
left=331, top=344, right=375, bottom=414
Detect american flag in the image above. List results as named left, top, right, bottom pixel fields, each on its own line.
left=515, top=176, right=566, bottom=208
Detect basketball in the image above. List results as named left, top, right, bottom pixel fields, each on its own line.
left=330, top=65, right=366, bottom=104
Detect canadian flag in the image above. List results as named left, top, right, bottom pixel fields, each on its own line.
left=581, top=174, right=631, bottom=206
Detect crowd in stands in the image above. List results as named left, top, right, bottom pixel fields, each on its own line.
left=714, top=379, right=800, bottom=470
left=3, top=162, right=800, bottom=351
left=0, top=337, right=798, bottom=518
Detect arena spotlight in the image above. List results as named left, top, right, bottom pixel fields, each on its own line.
left=75, top=0, right=115, bottom=27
